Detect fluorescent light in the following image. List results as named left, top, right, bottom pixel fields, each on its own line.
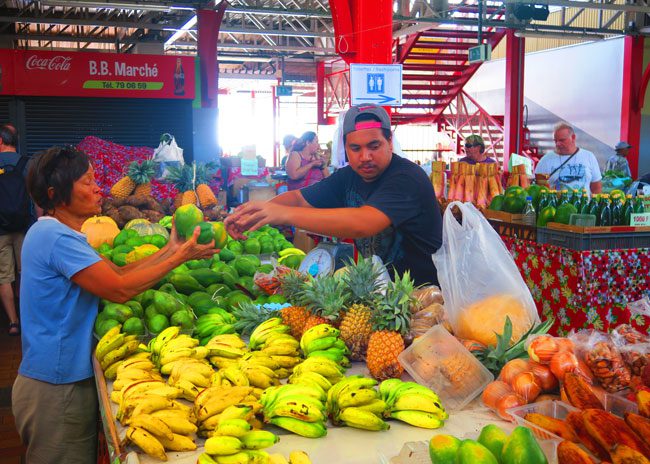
left=164, top=14, right=197, bottom=50
left=514, top=30, right=605, bottom=40
left=42, top=0, right=188, bottom=12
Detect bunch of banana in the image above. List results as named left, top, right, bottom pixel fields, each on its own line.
left=269, top=451, right=313, bottom=464
left=249, top=317, right=291, bottom=351
left=95, top=326, right=144, bottom=377
left=299, top=324, right=349, bottom=367
left=194, top=386, right=262, bottom=437
left=287, top=370, right=332, bottom=394
left=194, top=310, right=237, bottom=346
left=291, top=355, right=345, bottom=386
left=207, top=334, right=249, bottom=369
left=327, top=375, right=389, bottom=431
left=202, top=418, right=279, bottom=464
left=379, top=379, right=447, bottom=429
left=260, top=384, right=328, bottom=438
left=166, top=358, right=214, bottom=401
left=277, top=247, right=306, bottom=267
left=248, top=331, right=302, bottom=380
left=110, top=357, right=166, bottom=404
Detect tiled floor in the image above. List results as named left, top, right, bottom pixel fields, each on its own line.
left=0, top=316, right=25, bottom=464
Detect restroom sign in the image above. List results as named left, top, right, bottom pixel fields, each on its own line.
left=350, top=64, right=402, bottom=106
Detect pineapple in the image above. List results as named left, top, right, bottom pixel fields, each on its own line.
left=278, top=272, right=310, bottom=338
left=166, top=164, right=196, bottom=208
left=297, top=275, right=350, bottom=333
left=231, top=301, right=275, bottom=336
left=131, top=160, right=156, bottom=196
left=110, top=161, right=138, bottom=198
left=195, top=163, right=218, bottom=209
left=339, top=256, right=384, bottom=360
left=366, top=271, right=416, bottom=381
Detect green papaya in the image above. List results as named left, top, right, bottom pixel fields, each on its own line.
left=186, top=259, right=211, bottom=270
left=501, top=426, right=547, bottom=464
left=153, top=290, right=184, bottom=317
left=188, top=291, right=213, bottom=308
left=189, top=268, right=221, bottom=287
left=102, top=303, right=134, bottom=323
left=456, top=440, right=498, bottom=464
left=170, top=273, right=205, bottom=295
left=218, top=248, right=236, bottom=262
left=232, top=257, right=257, bottom=277
left=478, top=424, right=509, bottom=463
left=429, top=434, right=461, bottom=464
left=124, top=300, right=144, bottom=318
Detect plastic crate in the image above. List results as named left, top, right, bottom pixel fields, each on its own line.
left=537, top=228, right=650, bottom=250
left=507, top=400, right=579, bottom=442
left=488, top=219, right=537, bottom=242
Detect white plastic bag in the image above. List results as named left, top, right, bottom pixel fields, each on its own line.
left=432, top=202, right=539, bottom=346
left=152, top=133, right=184, bottom=177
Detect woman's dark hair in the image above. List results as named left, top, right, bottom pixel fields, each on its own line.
left=27, top=146, right=91, bottom=212
left=292, top=131, right=317, bottom=152
left=282, top=134, right=297, bottom=151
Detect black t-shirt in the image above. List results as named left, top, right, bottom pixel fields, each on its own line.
left=301, top=154, right=443, bottom=286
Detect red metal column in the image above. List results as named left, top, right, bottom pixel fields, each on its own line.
left=620, top=35, right=644, bottom=178
left=504, top=29, right=525, bottom=171
left=197, top=2, right=227, bottom=108
left=317, top=61, right=327, bottom=125
left=351, top=0, right=393, bottom=64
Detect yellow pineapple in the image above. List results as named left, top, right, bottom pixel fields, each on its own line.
left=131, top=160, right=156, bottom=197
left=296, top=275, right=349, bottom=334
left=278, top=272, right=311, bottom=338
left=181, top=190, right=198, bottom=206
left=195, top=163, right=218, bottom=208
left=165, top=164, right=196, bottom=208
left=366, top=271, right=416, bottom=381
left=339, top=256, right=383, bottom=361
left=110, top=161, right=138, bottom=198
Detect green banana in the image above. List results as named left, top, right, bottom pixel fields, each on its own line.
left=151, top=326, right=181, bottom=355
left=204, top=435, right=244, bottom=456
left=265, top=394, right=326, bottom=417
left=299, top=324, right=340, bottom=353
left=198, top=453, right=219, bottom=464
left=289, top=371, right=332, bottom=392
left=268, top=416, right=327, bottom=438
left=213, top=451, right=251, bottom=464
left=240, top=430, right=279, bottom=450
left=392, top=393, right=447, bottom=418
left=302, top=336, right=338, bottom=354
left=95, top=327, right=124, bottom=362
left=378, top=378, right=403, bottom=401
left=278, top=247, right=305, bottom=258
left=215, top=419, right=251, bottom=437
left=356, top=399, right=388, bottom=415
left=267, top=398, right=326, bottom=423
left=389, top=410, right=444, bottom=429
left=338, top=407, right=389, bottom=431
left=337, top=388, right=379, bottom=409
left=249, top=318, right=283, bottom=349
left=306, top=349, right=346, bottom=363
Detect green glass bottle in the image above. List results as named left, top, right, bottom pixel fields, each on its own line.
left=559, top=189, right=569, bottom=205
left=579, top=194, right=590, bottom=215
left=623, top=194, right=634, bottom=226
left=588, top=195, right=600, bottom=219
left=599, top=198, right=612, bottom=227
left=538, top=191, right=548, bottom=211
left=611, top=196, right=622, bottom=226
left=572, top=189, right=581, bottom=207
left=634, top=195, right=646, bottom=214
left=548, top=190, right=557, bottom=208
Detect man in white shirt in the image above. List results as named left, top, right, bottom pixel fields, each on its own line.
left=534, top=122, right=603, bottom=196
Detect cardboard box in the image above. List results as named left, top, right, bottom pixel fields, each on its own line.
left=248, top=185, right=275, bottom=202
left=293, top=229, right=316, bottom=253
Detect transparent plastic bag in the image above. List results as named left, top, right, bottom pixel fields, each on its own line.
left=618, top=343, right=650, bottom=376
left=432, top=202, right=539, bottom=347
left=409, top=303, right=446, bottom=338
left=569, top=330, right=631, bottom=392
left=409, top=285, right=444, bottom=314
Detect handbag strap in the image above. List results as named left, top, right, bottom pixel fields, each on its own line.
left=547, top=150, right=578, bottom=179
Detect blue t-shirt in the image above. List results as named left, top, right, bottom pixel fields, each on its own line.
left=301, top=154, right=443, bottom=286
left=19, top=218, right=102, bottom=384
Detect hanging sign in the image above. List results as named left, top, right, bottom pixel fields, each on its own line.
left=350, top=63, right=402, bottom=107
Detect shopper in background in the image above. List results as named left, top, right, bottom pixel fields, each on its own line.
left=0, top=123, right=28, bottom=336
left=535, top=122, right=602, bottom=196
left=279, top=134, right=297, bottom=170
left=12, top=146, right=216, bottom=464
left=605, top=141, right=633, bottom=178
left=225, top=104, right=443, bottom=286
left=458, top=134, right=496, bottom=165
left=285, top=131, right=330, bottom=190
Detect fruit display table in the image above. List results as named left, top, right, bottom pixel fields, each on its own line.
left=501, top=237, right=650, bottom=335
left=95, top=359, right=507, bottom=464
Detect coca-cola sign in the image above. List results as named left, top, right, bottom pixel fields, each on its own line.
left=25, top=54, right=72, bottom=71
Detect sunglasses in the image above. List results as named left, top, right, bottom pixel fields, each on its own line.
left=465, top=143, right=482, bottom=148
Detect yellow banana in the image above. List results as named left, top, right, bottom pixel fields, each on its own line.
left=208, top=343, right=247, bottom=359
left=338, top=407, right=389, bottom=431
left=151, top=326, right=181, bottom=355
left=278, top=247, right=305, bottom=257
left=143, top=385, right=183, bottom=400
left=214, top=418, right=251, bottom=437
left=213, top=452, right=251, bottom=464
left=209, top=334, right=247, bottom=350
left=299, top=324, right=339, bottom=352
left=156, top=432, right=197, bottom=451
left=271, top=384, right=326, bottom=403
left=197, top=390, right=253, bottom=422
left=121, top=380, right=166, bottom=400
left=126, top=426, right=167, bottom=461
left=242, top=354, right=281, bottom=371
left=173, top=370, right=210, bottom=388
left=389, top=410, right=444, bottom=429
left=269, top=454, right=289, bottom=464
left=130, top=414, right=174, bottom=440
left=263, top=332, right=299, bottom=346
left=392, top=393, right=447, bottom=416
left=173, top=378, right=202, bottom=401
left=270, top=355, right=302, bottom=369
left=221, top=367, right=250, bottom=387
left=337, top=388, right=379, bottom=409
left=356, top=399, right=388, bottom=416
left=289, top=372, right=332, bottom=392
left=162, top=357, right=212, bottom=376
left=204, top=435, right=243, bottom=456
left=219, top=404, right=254, bottom=421
left=268, top=417, right=327, bottom=438
left=267, top=399, right=325, bottom=423
left=199, top=452, right=220, bottom=464
left=103, top=360, right=123, bottom=380
left=95, top=326, right=123, bottom=362
left=100, top=339, right=140, bottom=370
left=150, top=408, right=192, bottom=422
left=117, top=358, right=155, bottom=373
left=110, top=390, right=122, bottom=404
left=159, top=348, right=195, bottom=366
left=289, top=451, right=313, bottom=464
left=154, top=414, right=198, bottom=435
left=261, top=344, right=300, bottom=357
left=247, top=450, right=271, bottom=464
left=160, top=334, right=198, bottom=353
left=129, top=396, right=175, bottom=421
left=239, top=430, right=279, bottom=450
left=243, top=370, right=276, bottom=390
left=192, top=345, right=210, bottom=359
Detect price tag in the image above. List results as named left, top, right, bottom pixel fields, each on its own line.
left=240, top=158, right=258, bottom=176
left=631, top=213, right=650, bottom=227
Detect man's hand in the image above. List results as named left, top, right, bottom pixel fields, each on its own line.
left=225, top=201, right=286, bottom=239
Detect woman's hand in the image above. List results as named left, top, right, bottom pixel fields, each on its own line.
left=175, top=226, right=218, bottom=262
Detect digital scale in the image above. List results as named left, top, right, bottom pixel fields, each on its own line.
left=298, top=239, right=355, bottom=277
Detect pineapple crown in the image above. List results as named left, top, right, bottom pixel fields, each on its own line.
left=341, top=255, right=384, bottom=306
left=279, top=271, right=309, bottom=304
left=297, top=275, right=351, bottom=321
left=194, top=162, right=217, bottom=185
left=165, top=164, right=195, bottom=192
left=371, top=270, right=416, bottom=334
left=231, top=301, right=275, bottom=336
left=127, top=160, right=156, bottom=185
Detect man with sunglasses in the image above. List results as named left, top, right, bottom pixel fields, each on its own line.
left=225, top=104, right=443, bottom=286
left=459, top=135, right=496, bottom=165
left=534, top=122, right=602, bottom=196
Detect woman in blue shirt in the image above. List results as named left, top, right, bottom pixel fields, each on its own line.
left=12, top=146, right=216, bottom=464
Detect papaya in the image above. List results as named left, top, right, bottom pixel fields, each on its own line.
left=196, top=221, right=215, bottom=245
left=139, top=289, right=156, bottom=308
left=174, top=204, right=204, bottom=240
left=124, top=300, right=144, bottom=318
left=153, top=290, right=184, bottom=317
left=478, top=424, right=509, bottom=463
left=488, top=194, right=505, bottom=211
left=186, top=259, right=211, bottom=270
left=169, top=273, right=205, bottom=295
left=233, top=257, right=257, bottom=277
left=189, top=268, right=221, bottom=287
left=456, top=439, right=498, bottom=464
left=241, top=254, right=261, bottom=267
left=188, top=291, right=213, bottom=308
left=102, top=303, right=134, bottom=323
left=501, top=426, right=547, bottom=464
left=429, top=434, right=461, bottom=464
left=218, top=248, right=236, bottom=262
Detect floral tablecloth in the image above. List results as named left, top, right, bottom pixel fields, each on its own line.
left=502, top=238, right=650, bottom=335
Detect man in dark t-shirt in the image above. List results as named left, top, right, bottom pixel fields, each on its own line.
left=225, top=104, right=443, bottom=285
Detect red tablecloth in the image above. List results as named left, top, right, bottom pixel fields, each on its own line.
left=502, top=237, right=650, bottom=335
